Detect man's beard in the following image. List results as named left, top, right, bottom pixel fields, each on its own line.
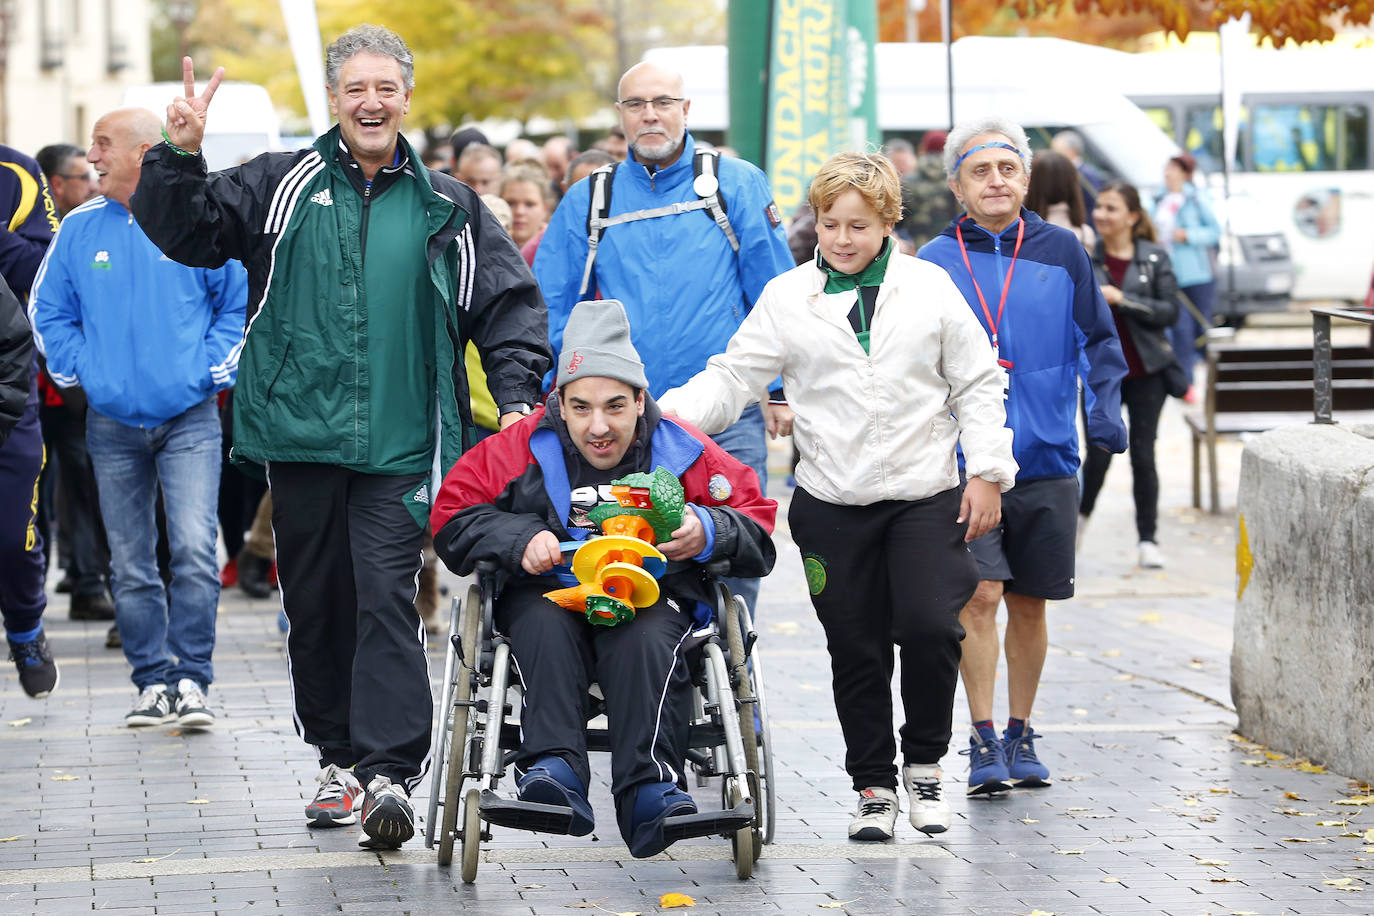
left=630, top=128, right=683, bottom=163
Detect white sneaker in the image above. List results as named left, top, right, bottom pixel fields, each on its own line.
left=1138, top=540, right=1165, bottom=569
left=174, top=678, right=215, bottom=728
left=125, top=685, right=174, bottom=727
left=903, top=764, right=951, bottom=834
left=848, top=787, right=899, bottom=841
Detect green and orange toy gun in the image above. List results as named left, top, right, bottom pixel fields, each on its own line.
left=543, top=467, right=686, bottom=626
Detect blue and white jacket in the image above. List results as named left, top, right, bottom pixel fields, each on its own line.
left=533, top=133, right=794, bottom=397
left=28, top=196, right=248, bottom=428
left=920, top=208, right=1128, bottom=480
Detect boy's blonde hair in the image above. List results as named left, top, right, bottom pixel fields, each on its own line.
left=807, top=152, right=903, bottom=225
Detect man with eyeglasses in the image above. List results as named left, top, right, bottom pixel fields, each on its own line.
left=37, top=145, right=96, bottom=218
left=534, top=60, right=794, bottom=617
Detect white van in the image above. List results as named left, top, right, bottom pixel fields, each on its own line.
left=122, top=82, right=283, bottom=172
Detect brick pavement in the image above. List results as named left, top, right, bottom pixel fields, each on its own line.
left=2, top=396, right=1371, bottom=914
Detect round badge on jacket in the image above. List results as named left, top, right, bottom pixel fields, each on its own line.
left=708, top=473, right=732, bottom=502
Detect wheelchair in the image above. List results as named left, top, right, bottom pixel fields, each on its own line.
left=424, top=560, right=776, bottom=881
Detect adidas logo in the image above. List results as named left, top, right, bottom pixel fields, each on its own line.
left=311, top=188, right=333, bottom=207
left=413, top=484, right=429, bottom=504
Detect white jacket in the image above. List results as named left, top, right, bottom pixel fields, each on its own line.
left=659, top=253, right=1017, bottom=507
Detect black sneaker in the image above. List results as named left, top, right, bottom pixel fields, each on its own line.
left=69, top=591, right=115, bottom=621
left=105, top=624, right=122, bottom=649
left=125, top=685, right=174, bottom=727
left=237, top=549, right=273, bottom=599
left=173, top=678, right=215, bottom=728
left=8, top=631, right=59, bottom=698
left=358, top=775, right=415, bottom=849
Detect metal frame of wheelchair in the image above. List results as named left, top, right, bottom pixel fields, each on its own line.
left=424, top=562, right=776, bottom=881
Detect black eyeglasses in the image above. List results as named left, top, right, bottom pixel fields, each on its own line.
left=617, top=97, right=683, bottom=114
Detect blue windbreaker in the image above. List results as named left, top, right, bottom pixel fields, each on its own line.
left=920, top=208, right=1128, bottom=479
left=533, top=133, right=794, bottom=397
left=29, top=196, right=248, bottom=428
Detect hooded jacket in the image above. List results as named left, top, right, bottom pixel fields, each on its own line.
left=0, top=273, right=31, bottom=446
left=131, top=127, right=550, bottom=506
left=920, top=208, right=1128, bottom=479
left=533, top=133, right=793, bottom=397
left=430, top=392, right=776, bottom=609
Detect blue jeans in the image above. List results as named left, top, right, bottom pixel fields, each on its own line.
left=87, top=398, right=221, bottom=691
left=1171, top=280, right=1215, bottom=383
left=708, top=402, right=767, bottom=615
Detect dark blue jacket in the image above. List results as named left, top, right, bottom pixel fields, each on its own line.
left=920, top=209, right=1128, bottom=479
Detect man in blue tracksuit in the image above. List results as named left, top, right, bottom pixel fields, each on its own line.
left=920, top=116, right=1128, bottom=797
left=0, top=143, right=59, bottom=700
left=30, top=107, right=247, bottom=729
left=533, top=60, right=795, bottom=615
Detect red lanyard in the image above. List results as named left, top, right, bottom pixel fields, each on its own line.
left=955, top=217, right=1024, bottom=367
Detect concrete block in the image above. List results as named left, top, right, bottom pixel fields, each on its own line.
left=1232, top=423, right=1374, bottom=783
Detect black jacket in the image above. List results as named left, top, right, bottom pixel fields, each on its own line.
left=0, top=272, right=32, bottom=446
left=1091, top=238, right=1181, bottom=375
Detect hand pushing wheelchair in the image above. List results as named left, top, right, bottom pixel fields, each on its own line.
left=423, top=555, right=776, bottom=881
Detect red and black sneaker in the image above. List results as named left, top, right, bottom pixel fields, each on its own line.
left=358, top=774, right=415, bottom=849
left=306, top=764, right=363, bottom=827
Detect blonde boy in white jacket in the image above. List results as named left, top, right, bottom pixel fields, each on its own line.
left=660, top=152, right=1016, bottom=841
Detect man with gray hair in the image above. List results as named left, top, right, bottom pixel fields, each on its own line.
left=919, top=116, right=1127, bottom=801
left=131, top=25, right=552, bottom=850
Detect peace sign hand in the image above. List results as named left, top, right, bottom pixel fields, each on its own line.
left=165, top=56, right=225, bottom=153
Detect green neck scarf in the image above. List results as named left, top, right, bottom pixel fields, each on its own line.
left=820, top=236, right=893, bottom=293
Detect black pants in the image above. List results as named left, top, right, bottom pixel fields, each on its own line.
left=0, top=401, right=47, bottom=635
left=39, top=401, right=110, bottom=596
left=267, top=462, right=430, bottom=790
left=788, top=486, right=976, bottom=791
left=217, top=392, right=267, bottom=559
left=1080, top=372, right=1167, bottom=543
left=498, top=579, right=693, bottom=817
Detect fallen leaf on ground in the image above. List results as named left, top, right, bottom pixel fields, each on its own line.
left=1100, top=876, right=1120, bottom=883
left=1334, top=795, right=1374, bottom=806
left=0, top=835, right=23, bottom=842
left=131, top=848, right=181, bottom=864
left=1072, top=708, right=1088, bottom=716
left=1363, top=846, right=1374, bottom=853
left=1208, top=787, right=1231, bottom=794
left=796, top=684, right=822, bottom=692
left=768, top=621, right=801, bottom=636
left=522, top=884, right=544, bottom=889
left=166, top=729, right=183, bottom=737
left=1196, top=858, right=1230, bottom=866
left=7, top=717, right=31, bottom=727
left=1323, top=878, right=1355, bottom=887
left=1264, top=751, right=1287, bottom=761
left=1101, top=649, right=1121, bottom=658
left=1241, top=759, right=1266, bottom=766
left=1112, top=673, right=1134, bottom=681
left=1283, top=837, right=1325, bottom=843
left=50, top=774, right=78, bottom=782
left=1022, top=911, right=1056, bottom=916
left=818, top=902, right=860, bottom=909
left=1284, top=792, right=1306, bottom=800
left=1019, top=816, right=1039, bottom=824
left=659, top=893, right=695, bottom=908
left=185, top=799, right=211, bottom=805
left=1365, top=829, right=1374, bottom=842
left=1210, top=877, right=1241, bottom=883
left=1317, top=820, right=1348, bottom=827
left=565, top=900, right=606, bottom=909
left=1295, top=760, right=1326, bottom=774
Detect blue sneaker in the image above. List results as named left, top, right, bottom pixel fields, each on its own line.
left=1003, top=723, right=1051, bottom=787
left=623, top=781, right=697, bottom=858
left=517, top=757, right=594, bottom=836
left=960, top=726, right=1011, bottom=796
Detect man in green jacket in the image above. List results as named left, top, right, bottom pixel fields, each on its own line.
left=132, top=25, right=551, bottom=850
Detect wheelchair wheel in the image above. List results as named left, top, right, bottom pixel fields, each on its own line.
left=726, top=779, right=754, bottom=880
left=736, top=597, right=776, bottom=847
left=460, top=786, right=482, bottom=883
left=722, top=589, right=762, bottom=863
left=425, top=597, right=463, bottom=853
left=438, top=584, right=482, bottom=867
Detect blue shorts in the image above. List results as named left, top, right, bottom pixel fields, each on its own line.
left=965, top=476, right=1078, bottom=600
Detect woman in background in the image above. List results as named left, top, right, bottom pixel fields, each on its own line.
left=1078, top=181, right=1180, bottom=570
left=1025, top=150, right=1095, bottom=253
left=1153, top=153, right=1219, bottom=401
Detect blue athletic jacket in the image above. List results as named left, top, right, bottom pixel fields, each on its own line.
left=920, top=208, right=1128, bottom=479
left=29, top=197, right=248, bottom=428
left=533, top=133, right=794, bottom=397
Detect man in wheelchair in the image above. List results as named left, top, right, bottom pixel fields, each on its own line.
left=430, top=299, right=777, bottom=858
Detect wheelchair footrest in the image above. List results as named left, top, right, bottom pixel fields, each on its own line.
left=478, top=788, right=577, bottom=835
left=661, top=799, right=755, bottom=844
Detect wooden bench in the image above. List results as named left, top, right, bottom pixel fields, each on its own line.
left=1184, top=343, right=1374, bottom=513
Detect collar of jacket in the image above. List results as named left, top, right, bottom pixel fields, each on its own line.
left=528, top=392, right=704, bottom=541
left=622, top=132, right=697, bottom=188
left=942, top=206, right=1041, bottom=246
left=312, top=124, right=456, bottom=239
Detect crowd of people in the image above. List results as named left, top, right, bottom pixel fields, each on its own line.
left=0, top=21, right=1221, bottom=856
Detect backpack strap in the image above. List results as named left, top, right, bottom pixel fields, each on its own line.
left=579, top=162, right=619, bottom=299
left=693, top=148, right=739, bottom=253
left=578, top=150, right=739, bottom=298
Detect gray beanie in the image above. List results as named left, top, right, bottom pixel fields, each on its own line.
left=556, top=299, right=649, bottom=391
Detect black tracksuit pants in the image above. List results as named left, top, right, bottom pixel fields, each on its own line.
left=267, top=462, right=430, bottom=791
left=788, top=486, right=977, bottom=791
left=0, top=400, right=47, bottom=636
left=498, top=579, right=693, bottom=819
